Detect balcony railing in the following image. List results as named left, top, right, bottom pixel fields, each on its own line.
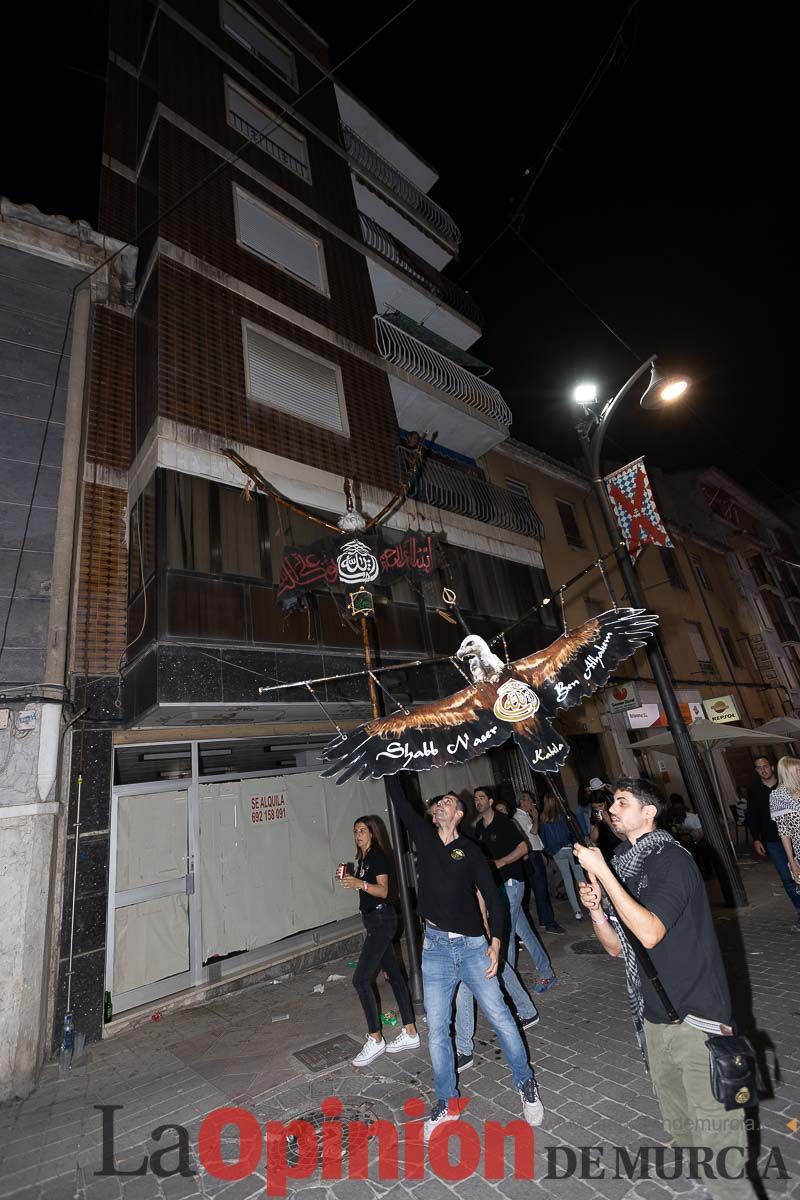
left=401, top=447, right=543, bottom=538
left=229, top=111, right=311, bottom=182
left=375, top=315, right=510, bottom=426
left=340, top=123, right=461, bottom=248
left=359, top=213, right=482, bottom=327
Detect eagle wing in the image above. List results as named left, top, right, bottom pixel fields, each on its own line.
left=510, top=607, right=657, bottom=715
left=321, top=679, right=513, bottom=785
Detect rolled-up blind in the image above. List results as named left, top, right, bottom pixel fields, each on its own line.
left=245, top=328, right=345, bottom=433
left=236, top=189, right=323, bottom=290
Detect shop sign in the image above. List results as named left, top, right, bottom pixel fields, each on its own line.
left=703, top=694, right=739, bottom=723
left=249, top=788, right=287, bottom=825
left=602, top=682, right=640, bottom=713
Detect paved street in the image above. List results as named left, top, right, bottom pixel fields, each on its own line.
left=1, top=853, right=799, bottom=1200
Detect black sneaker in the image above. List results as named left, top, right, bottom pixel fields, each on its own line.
left=544, top=923, right=565, bottom=933
left=423, top=1100, right=460, bottom=1140
left=456, top=1052, right=474, bottom=1071
left=521, top=1013, right=540, bottom=1030
left=519, top=1075, right=544, bottom=1126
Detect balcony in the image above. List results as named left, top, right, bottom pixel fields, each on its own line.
left=401, top=447, right=543, bottom=538
left=375, top=315, right=509, bottom=424
left=359, top=212, right=482, bottom=328
left=340, top=123, right=461, bottom=250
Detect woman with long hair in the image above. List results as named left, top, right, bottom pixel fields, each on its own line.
left=539, top=791, right=586, bottom=920
left=771, top=757, right=800, bottom=888
left=339, top=814, right=419, bottom=1066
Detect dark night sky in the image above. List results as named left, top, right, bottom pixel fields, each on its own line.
left=5, top=3, right=792, bottom=503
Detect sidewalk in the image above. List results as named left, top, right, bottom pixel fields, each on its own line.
left=1, top=854, right=799, bottom=1199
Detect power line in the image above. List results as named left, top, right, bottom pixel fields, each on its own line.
left=458, top=0, right=640, bottom=285
left=0, top=1, right=419, bottom=679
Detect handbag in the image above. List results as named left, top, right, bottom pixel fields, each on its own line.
left=614, top=913, right=756, bottom=1110
left=704, top=1035, right=757, bottom=1110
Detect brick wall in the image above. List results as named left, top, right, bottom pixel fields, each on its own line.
left=72, top=481, right=128, bottom=676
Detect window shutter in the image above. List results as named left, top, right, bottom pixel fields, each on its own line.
left=227, top=85, right=307, bottom=170
left=236, top=190, right=323, bottom=290
left=245, top=329, right=345, bottom=433
left=221, top=1, right=295, bottom=86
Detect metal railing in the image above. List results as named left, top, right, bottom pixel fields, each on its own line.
left=340, top=123, right=461, bottom=248
left=375, top=316, right=510, bottom=426
left=230, top=111, right=311, bottom=182
left=359, top=213, right=482, bottom=327
left=400, top=447, right=543, bottom=538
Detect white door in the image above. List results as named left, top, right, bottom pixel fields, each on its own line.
left=106, top=783, right=195, bottom=1011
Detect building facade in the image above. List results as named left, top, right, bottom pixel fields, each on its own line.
left=30, top=0, right=556, bottom=1069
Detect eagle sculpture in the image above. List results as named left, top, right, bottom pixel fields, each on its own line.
left=321, top=607, right=657, bottom=784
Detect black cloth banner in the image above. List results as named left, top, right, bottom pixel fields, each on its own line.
left=277, top=530, right=437, bottom=608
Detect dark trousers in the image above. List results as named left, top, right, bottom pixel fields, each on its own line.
left=526, top=851, right=555, bottom=927
left=352, top=907, right=415, bottom=1033
left=765, top=839, right=800, bottom=914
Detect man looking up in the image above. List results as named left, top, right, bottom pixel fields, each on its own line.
left=388, top=784, right=544, bottom=1137
left=575, top=778, right=754, bottom=1200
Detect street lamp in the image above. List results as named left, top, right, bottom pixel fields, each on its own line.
left=573, top=354, right=747, bottom=908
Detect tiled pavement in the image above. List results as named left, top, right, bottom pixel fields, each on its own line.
left=1, top=855, right=799, bottom=1199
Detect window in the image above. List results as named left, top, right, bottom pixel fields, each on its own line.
left=691, top=554, right=713, bottom=591
left=234, top=186, right=326, bottom=292
left=659, top=546, right=688, bottom=590
left=225, top=81, right=310, bottom=180
left=555, top=498, right=584, bottom=548
left=778, top=658, right=800, bottom=694
left=505, top=477, right=529, bottom=499
left=686, top=621, right=716, bottom=675
left=220, top=0, right=297, bottom=89
left=243, top=323, right=348, bottom=434
left=719, top=626, right=742, bottom=669
left=761, top=589, right=799, bottom=642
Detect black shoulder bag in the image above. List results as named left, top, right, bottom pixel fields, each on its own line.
left=615, top=915, right=756, bottom=1110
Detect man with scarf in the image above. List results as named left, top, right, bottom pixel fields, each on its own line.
left=574, top=777, right=754, bottom=1200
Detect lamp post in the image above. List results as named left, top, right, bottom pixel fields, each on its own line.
left=574, top=355, right=747, bottom=908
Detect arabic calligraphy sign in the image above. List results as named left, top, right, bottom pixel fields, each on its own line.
left=278, top=530, right=437, bottom=608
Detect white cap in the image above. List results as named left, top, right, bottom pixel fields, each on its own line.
left=589, top=777, right=606, bottom=791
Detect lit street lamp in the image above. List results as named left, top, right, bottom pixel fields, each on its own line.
left=573, top=354, right=747, bottom=908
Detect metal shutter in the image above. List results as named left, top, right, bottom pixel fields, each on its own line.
left=221, top=1, right=295, bottom=85
left=245, top=329, right=345, bottom=433
left=227, top=86, right=307, bottom=167
left=236, top=190, right=323, bottom=290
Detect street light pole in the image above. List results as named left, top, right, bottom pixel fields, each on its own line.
left=576, top=357, right=747, bottom=908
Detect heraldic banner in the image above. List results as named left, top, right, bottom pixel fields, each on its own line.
left=278, top=530, right=437, bottom=609
left=604, top=457, right=673, bottom=561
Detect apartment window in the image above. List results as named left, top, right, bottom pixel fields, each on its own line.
left=659, top=546, right=688, bottom=591
left=691, top=554, right=713, bottom=591
left=234, top=186, right=327, bottom=292
left=686, top=621, right=716, bottom=675
left=220, top=0, right=297, bottom=89
left=225, top=81, right=310, bottom=180
left=555, top=498, right=584, bottom=548
left=505, top=477, right=529, bottom=499
left=778, top=658, right=799, bottom=694
left=719, top=626, right=742, bottom=669
left=243, top=324, right=348, bottom=434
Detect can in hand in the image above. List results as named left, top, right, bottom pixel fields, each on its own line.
left=336, top=863, right=347, bottom=880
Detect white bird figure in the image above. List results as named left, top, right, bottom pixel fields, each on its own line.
left=456, top=634, right=506, bottom=683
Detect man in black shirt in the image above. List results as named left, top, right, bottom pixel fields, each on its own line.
left=388, top=781, right=544, bottom=1137
left=747, top=756, right=800, bottom=929
left=575, top=778, right=754, bottom=1200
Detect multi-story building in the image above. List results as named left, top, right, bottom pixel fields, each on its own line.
left=0, top=199, right=134, bottom=1099
left=26, top=0, right=556, bottom=1071
left=484, top=441, right=793, bottom=803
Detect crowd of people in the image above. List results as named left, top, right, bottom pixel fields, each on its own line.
left=334, top=754, right=798, bottom=1193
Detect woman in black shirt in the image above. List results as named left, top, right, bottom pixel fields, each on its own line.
left=340, top=815, right=419, bottom=1067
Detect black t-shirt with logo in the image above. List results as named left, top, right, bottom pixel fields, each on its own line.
left=613, top=839, right=733, bottom=1025
left=475, top=812, right=527, bottom=883
left=356, top=845, right=392, bottom=914
left=389, top=789, right=505, bottom=939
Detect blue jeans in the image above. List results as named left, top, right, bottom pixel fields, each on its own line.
left=765, top=839, right=800, bottom=914
left=527, top=851, right=555, bottom=927
left=423, top=927, right=533, bottom=1101
left=454, top=880, right=546, bottom=1056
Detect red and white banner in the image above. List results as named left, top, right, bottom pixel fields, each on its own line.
left=604, top=458, right=673, bottom=561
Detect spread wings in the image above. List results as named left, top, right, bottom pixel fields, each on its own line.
left=321, top=680, right=515, bottom=785
left=511, top=607, right=657, bottom=716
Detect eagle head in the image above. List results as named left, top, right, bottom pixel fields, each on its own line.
left=456, top=635, right=506, bottom=683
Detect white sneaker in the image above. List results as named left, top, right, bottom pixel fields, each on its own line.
left=352, top=1036, right=385, bottom=1067
left=519, top=1075, right=544, bottom=1126
left=574, top=910, right=583, bottom=921
left=423, top=1101, right=460, bottom=1140
left=385, top=1029, right=421, bottom=1053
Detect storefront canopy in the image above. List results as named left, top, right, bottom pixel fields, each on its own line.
left=631, top=719, right=789, bottom=754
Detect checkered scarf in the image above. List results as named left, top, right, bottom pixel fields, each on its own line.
left=607, top=829, right=676, bottom=1070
